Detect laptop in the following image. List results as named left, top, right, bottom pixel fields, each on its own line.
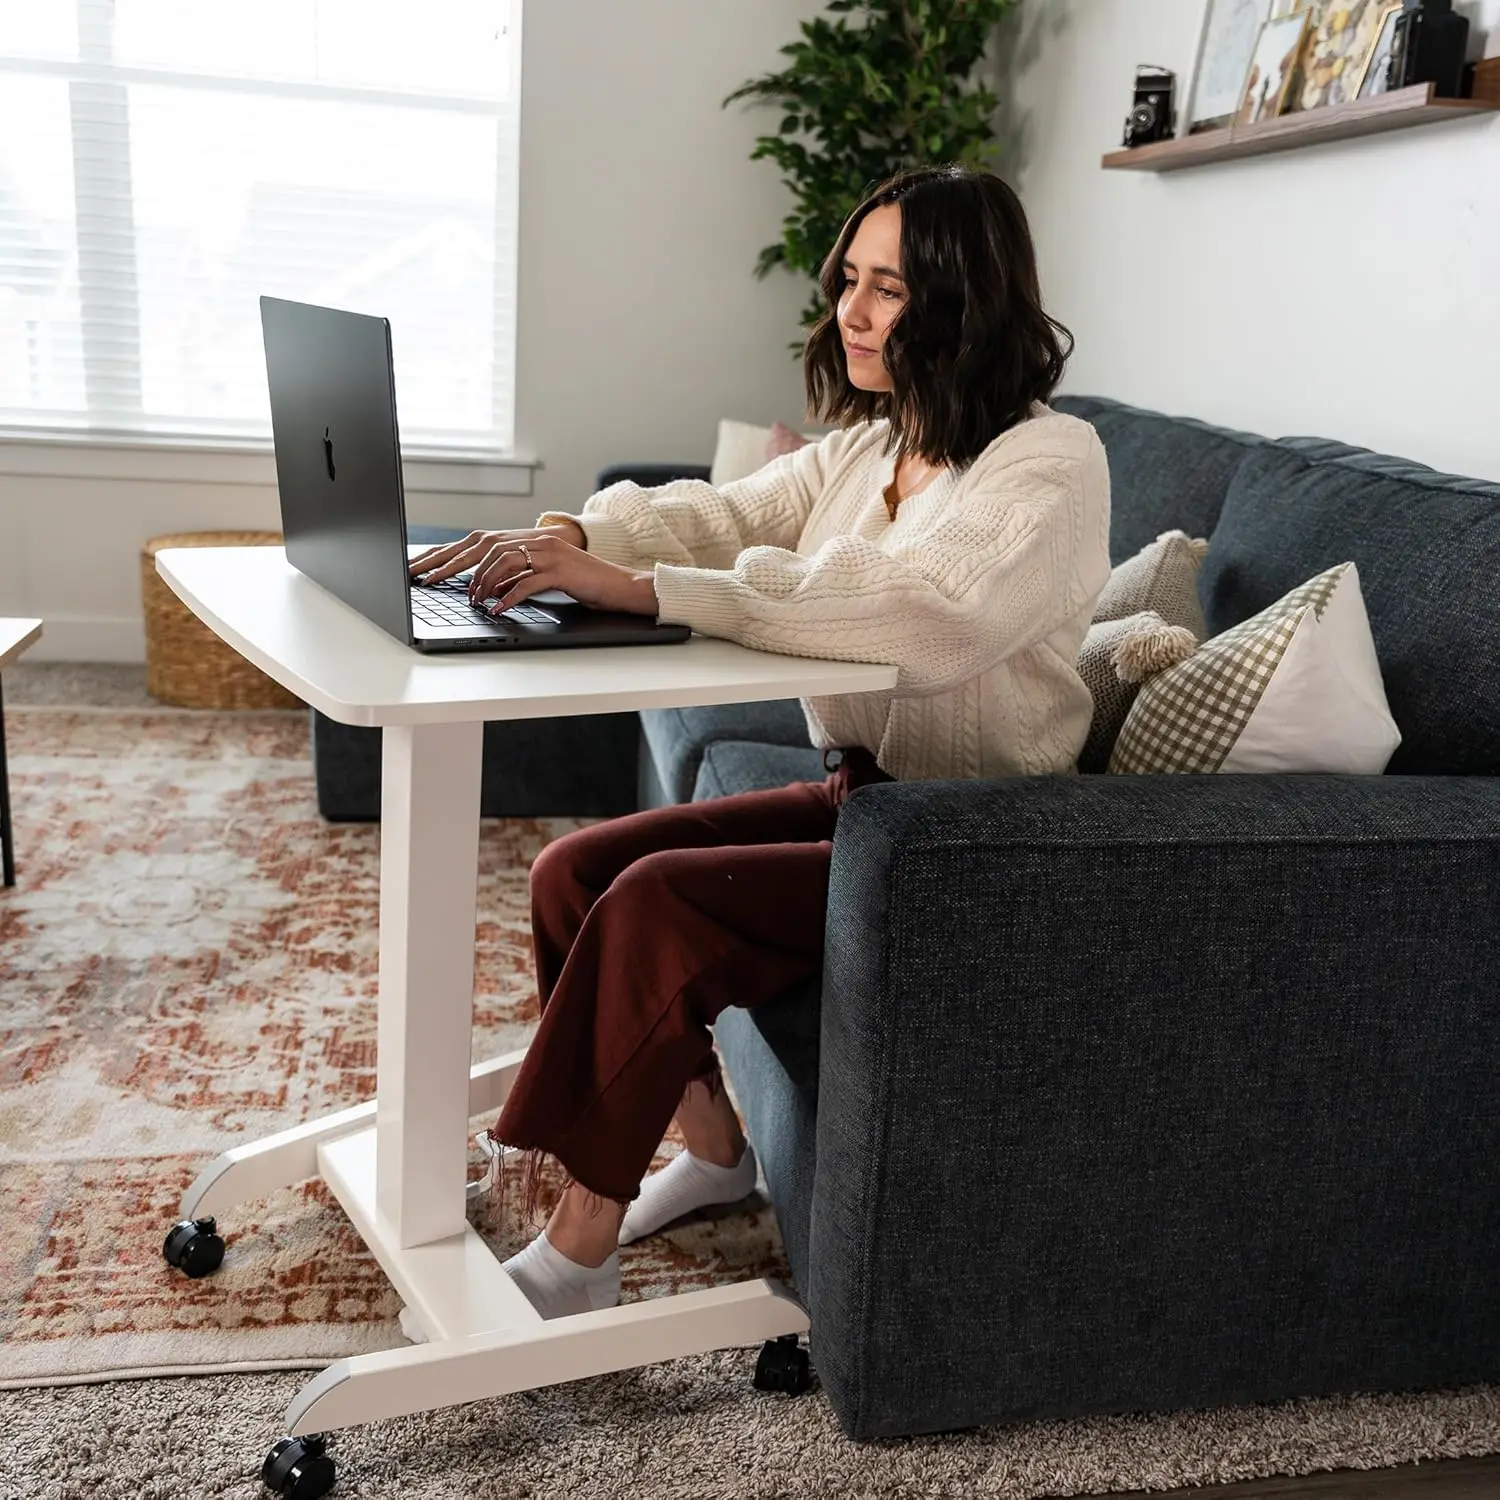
left=259, top=296, right=691, bottom=653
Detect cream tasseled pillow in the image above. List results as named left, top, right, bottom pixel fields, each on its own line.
left=1093, top=529, right=1209, bottom=633
left=1077, top=530, right=1211, bottom=773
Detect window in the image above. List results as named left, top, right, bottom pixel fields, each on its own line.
left=0, top=0, right=520, bottom=453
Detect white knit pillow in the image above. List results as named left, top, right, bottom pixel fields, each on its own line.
left=710, top=421, right=776, bottom=488
left=709, top=419, right=816, bottom=487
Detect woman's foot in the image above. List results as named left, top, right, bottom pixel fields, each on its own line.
left=501, top=1231, right=620, bottom=1320
left=618, top=1142, right=759, bottom=1245
left=501, top=1180, right=624, bottom=1320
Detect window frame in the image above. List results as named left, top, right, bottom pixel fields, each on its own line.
left=0, top=0, right=525, bottom=459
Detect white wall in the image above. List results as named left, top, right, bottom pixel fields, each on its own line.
left=0, top=0, right=821, bottom=660
left=515, top=0, right=820, bottom=513
left=1004, top=0, right=1500, bottom=482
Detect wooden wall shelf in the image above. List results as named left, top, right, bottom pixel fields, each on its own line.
left=1101, top=83, right=1498, bottom=173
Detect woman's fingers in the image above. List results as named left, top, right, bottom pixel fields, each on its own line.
left=473, top=541, right=541, bottom=605
left=411, top=530, right=570, bottom=610
left=491, top=563, right=546, bottom=613
left=410, top=533, right=491, bottom=585
left=489, top=537, right=558, bottom=612
left=407, top=538, right=470, bottom=579
left=467, top=542, right=510, bottom=602
left=411, top=528, right=545, bottom=586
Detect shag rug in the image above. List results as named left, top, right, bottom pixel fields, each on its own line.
left=1, top=702, right=1498, bottom=1499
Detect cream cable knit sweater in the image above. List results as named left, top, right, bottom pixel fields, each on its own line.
left=559, top=407, right=1111, bottom=782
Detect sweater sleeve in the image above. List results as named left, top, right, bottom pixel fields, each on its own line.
left=558, top=429, right=854, bottom=570
left=651, top=432, right=1110, bottom=699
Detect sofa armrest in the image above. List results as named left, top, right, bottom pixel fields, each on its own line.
left=810, top=773, right=1500, bottom=1437
left=593, top=463, right=710, bottom=491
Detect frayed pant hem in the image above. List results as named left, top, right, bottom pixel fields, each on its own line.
left=482, top=1130, right=635, bottom=1228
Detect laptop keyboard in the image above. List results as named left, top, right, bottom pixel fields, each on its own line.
left=410, top=577, right=558, bottom=630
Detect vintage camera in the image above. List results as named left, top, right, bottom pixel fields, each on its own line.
left=1123, top=64, right=1177, bottom=148
left=1387, top=0, right=1470, bottom=98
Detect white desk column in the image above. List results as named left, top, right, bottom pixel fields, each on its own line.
left=376, top=720, right=484, bottom=1247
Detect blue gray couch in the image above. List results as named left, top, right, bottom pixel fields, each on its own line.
left=308, top=399, right=1500, bottom=1442
left=632, top=395, right=1500, bottom=1440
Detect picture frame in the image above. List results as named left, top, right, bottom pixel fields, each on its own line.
left=1355, top=1, right=1404, bottom=100
left=1185, top=0, right=1275, bottom=134
left=1239, top=10, right=1312, bottom=125
left=1297, top=0, right=1390, bottom=109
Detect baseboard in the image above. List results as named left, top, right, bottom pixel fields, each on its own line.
left=20, top=618, right=147, bottom=663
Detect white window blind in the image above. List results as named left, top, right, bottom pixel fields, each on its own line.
left=0, top=0, right=520, bottom=453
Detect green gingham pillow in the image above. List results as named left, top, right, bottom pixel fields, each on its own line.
left=1109, top=563, right=1348, bottom=775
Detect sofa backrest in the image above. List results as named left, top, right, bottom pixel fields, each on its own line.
left=1052, top=394, right=1264, bottom=565
left=1198, top=439, right=1500, bottom=777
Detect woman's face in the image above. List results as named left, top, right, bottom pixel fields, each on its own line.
left=837, top=203, right=906, bottom=393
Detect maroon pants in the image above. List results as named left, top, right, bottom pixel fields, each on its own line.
left=493, top=748, right=891, bottom=1205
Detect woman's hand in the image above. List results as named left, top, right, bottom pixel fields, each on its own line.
left=408, top=521, right=584, bottom=588
left=410, top=526, right=659, bottom=618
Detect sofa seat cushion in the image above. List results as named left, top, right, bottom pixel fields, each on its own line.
left=694, top=740, right=828, bottom=801
left=641, top=699, right=813, bottom=804
left=1200, top=441, right=1500, bottom=776
left=1053, top=395, right=1264, bottom=564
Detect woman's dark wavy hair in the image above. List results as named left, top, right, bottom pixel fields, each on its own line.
left=804, top=165, right=1072, bottom=470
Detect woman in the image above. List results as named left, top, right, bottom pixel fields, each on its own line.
left=409, top=165, right=1110, bottom=1319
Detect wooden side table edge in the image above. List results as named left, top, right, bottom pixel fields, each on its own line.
left=0, top=617, right=43, bottom=886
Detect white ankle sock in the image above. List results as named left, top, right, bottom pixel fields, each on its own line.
left=397, top=1304, right=428, bottom=1345
left=618, top=1143, right=759, bottom=1246
left=501, top=1232, right=620, bottom=1320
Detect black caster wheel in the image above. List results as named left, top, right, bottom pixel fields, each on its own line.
left=162, top=1216, right=225, bottom=1278
left=263, top=1434, right=336, bottom=1499
left=753, top=1333, right=812, bottom=1395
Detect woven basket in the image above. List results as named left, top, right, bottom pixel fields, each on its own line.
left=141, top=532, right=302, bottom=710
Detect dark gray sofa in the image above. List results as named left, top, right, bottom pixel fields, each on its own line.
left=305, top=401, right=1500, bottom=1442
left=634, top=395, right=1500, bottom=1439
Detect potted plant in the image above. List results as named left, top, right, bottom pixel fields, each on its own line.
left=727, top=0, right=1019, bottom=332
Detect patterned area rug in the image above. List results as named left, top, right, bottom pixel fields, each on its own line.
left=0, top=708, right=786, bottom=1387
left=3, top=703, right=1499, bottom=1499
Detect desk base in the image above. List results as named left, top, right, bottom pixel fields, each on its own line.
left=289, top=1279, right=809, bottom=1434
left=180, top=1049, right=526, bottom=1223
left=174, top=1045, right=811, bottom=1456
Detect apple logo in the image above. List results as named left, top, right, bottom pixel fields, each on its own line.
left=323, top=426, right=336, bottom=481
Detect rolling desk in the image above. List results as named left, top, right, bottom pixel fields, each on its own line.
left=155, top=546, right=896, bottom=1495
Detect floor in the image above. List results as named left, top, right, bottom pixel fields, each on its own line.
left=1115, top=1456, right=1500, bottom=1498
left=4, top=660, right=175, bottom=709
left=5, top=662, right=1497, bottom=1500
